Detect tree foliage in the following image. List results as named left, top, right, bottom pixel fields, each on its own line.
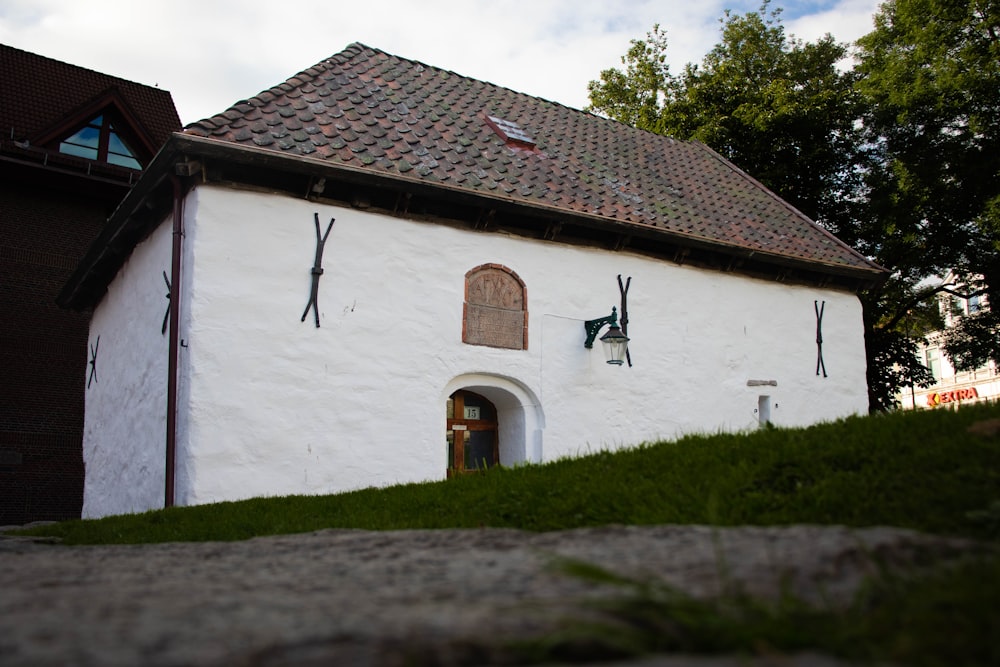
left=587, top=24, right=671, bottom=132
left=855, top=0, right=1000, bottom=378
left=588, top=0, right=1000, bottom=410
left=588, top=2, right=863, bottom=230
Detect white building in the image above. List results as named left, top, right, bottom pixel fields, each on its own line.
left=899, top=274, right=998, bottom=409
left=59, top=44, right=886, bottom=518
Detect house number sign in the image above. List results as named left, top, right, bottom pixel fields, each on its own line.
left=464, top=406, right=481, bottom=420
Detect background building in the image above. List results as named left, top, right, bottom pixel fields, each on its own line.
left=0, top=44, right=179, bottom=524
left=899, top=273, right=997, bottom=410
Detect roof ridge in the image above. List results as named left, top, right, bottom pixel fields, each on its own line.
left=335, top=41, right=591, bottom=116
left=185, top=40, right=630, bottom=136
left=184, top=44, right=371, bottom=132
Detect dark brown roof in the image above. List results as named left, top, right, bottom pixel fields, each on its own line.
left=185, top=42, right=881, bottom=277
left=1, top=43, right=180, bottom=153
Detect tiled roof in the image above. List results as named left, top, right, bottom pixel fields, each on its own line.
left=184, top=43, right=881, bottom=275
left=1, top=43, right=180, bottom=149
left=184, top=43, right=877, bottom=276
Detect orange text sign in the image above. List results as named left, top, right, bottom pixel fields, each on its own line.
left=926, top=387, right=979, bottom=407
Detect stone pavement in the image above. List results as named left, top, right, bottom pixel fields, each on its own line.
left=0, top=525, right=982, bottom=666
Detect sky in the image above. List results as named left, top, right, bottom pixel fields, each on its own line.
left=0, top=0, right=883, bottom=126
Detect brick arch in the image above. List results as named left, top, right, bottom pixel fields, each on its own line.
left=462, top=263, right=528, bottom=350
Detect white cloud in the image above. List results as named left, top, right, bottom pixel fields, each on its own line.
left=785, top=0, right=882, bottom=45
left=0, top=0, right=882, bottom=125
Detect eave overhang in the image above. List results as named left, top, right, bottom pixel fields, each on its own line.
left=58, top=132, right=888, bottom=310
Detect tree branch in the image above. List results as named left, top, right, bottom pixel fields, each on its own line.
left=878, top=282, right=988, bottom=332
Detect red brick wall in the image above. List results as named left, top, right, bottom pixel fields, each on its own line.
left=0, top=178, right=117, bottom=524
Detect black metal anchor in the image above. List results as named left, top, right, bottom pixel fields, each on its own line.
left=87, top=335, right=100, bottom=389
left=815, top=300, right=827, bottom=377
left=301, top=213, right=335, bottom=328
left=618, top=274, right=632, bottom=367
left=161, top=271, right=171, bottom=336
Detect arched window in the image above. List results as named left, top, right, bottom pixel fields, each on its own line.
left=462, top=264, right=527, bottom=350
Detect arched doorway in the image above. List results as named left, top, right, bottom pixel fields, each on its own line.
left=441, top=373, right=545, bottom=474
left=446, top=390, right=499, bottom=475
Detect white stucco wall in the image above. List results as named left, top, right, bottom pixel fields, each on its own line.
left=81, top=216, right=175, bottom=518
left=85, top=184, right=870, bottom=516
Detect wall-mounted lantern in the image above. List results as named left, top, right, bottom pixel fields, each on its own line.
left=584, top=306, right=630, bottom=366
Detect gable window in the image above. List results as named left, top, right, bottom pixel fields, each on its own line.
left=462, top=264, right=528, bottom=350
left=59, top=114, right=142, bottom=170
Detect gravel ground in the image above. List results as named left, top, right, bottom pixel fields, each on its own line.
left=0, top=524, right=983, bottom=666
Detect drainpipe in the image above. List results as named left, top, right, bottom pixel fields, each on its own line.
left=165, top=175, right=185, bottom=508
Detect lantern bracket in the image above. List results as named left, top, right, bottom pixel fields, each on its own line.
left=584, top=307, right=619, bottom=349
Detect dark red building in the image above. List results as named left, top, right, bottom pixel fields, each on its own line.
left=1, top=44, right=180, bottom=524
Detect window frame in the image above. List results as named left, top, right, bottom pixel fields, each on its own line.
left=58, top=113, right=143, bottom=170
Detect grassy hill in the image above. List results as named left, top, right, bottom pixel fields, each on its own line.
left=21, top=401, right=1000, bottom=545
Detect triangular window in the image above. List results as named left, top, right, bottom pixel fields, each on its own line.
left=59, top=114, right=143, bottom=170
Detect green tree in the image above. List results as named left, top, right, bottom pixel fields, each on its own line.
left=586, top=24, right=672, bottom=132
left=589, top=3, right=903, bottom=409
left=855, top=0, right=1000, bottom=384
left=588, top=2, right=863, bottom=230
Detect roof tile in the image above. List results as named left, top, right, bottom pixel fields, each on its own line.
left=183, top=42, right=881, bottom=274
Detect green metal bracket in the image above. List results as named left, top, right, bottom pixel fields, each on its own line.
left=584, top=307, right=619, bottom=348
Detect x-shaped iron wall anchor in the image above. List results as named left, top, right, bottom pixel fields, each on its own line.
left=87, top=335, right=100, bottom=389
left=161, top=271, right=171, bottom=336
left=301, top=213, right=335, bottom=328
left=815, top=300, right=827, bottom=378
left=618, top=274, right=632, bottom=367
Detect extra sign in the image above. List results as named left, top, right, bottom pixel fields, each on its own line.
left=926, top=387, right=979, bottom=407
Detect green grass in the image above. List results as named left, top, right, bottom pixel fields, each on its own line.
left=20, top=401, right=1000, bottom=545
left=14, top=402, right=1000, bottom=666
left=509, top=555, right=1000, bottom=667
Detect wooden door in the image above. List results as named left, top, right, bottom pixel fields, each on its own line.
left=446, top=390, right=499, bottom=476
